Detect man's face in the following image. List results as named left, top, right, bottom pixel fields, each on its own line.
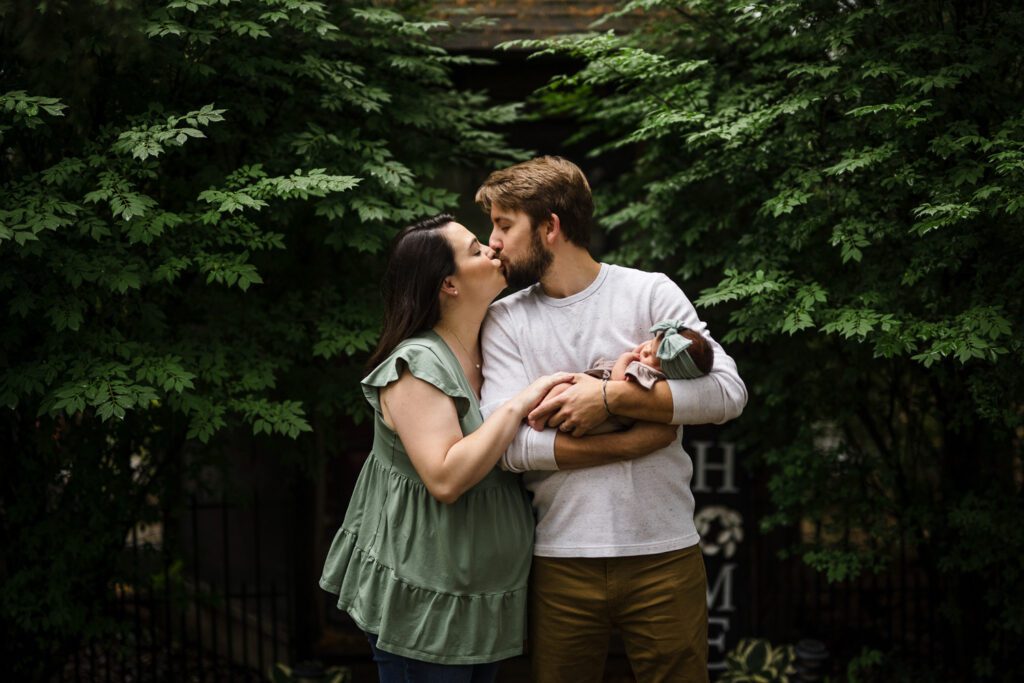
left=487, top=204, right=553, bottom=290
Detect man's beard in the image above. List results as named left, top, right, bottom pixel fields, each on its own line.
left=503, top=229, right=553, bottom=290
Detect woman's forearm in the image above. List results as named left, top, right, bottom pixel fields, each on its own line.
left=435, top=400, right=526, bottom=502
left=389, top=372, right=569, bottom=503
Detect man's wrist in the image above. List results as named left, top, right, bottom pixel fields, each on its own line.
left=604, top=379, right=675, bottom=424
left=601, top=378, right=613, bottom=417
left=605, top=379, right=622, bottom=415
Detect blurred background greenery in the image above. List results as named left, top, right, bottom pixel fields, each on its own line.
left=2, top=1, right=1021, bottom=681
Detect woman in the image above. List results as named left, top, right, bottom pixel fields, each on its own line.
left=319, top=214, right=571, bottom=681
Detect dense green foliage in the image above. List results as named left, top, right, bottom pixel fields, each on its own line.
left=0, top=0, right=518, bottom=676
left=515, top=0, right=1024, bottom=678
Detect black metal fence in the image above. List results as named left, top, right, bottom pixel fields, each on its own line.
left=63, top=496, right=291, bottom=683
left=60, top=489, right=939, bottom=682
left=748, top=532, right=938, bottom=668
left=688, top=434, right=939, bottom=675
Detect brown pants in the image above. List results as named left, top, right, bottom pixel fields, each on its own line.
left=529, top=545, right=709, bottom=683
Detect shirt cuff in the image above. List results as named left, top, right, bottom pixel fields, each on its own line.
left=526, top=426, right=559, bottom=471
left=667, top=379, right=689, bottom=425
left=501, top=424, right=559, bottom=472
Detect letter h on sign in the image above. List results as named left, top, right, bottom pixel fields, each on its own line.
left=691, top=441, right=738, bottom=494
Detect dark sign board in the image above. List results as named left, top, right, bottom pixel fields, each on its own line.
left=685, top=427, right=749, bottom=674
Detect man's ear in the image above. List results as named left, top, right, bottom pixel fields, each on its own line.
left=543, top=213, right=562, bottom=245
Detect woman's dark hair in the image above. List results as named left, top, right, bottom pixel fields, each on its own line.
left=366, top=213, right=457, bottom=370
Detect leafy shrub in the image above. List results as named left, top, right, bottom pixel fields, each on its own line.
left=513, top=1, right=1024, bottom=678
left=0, top=0, right=519, bottom=677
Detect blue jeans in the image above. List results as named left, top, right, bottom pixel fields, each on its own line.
left=366, top=633, right=501, bottom=683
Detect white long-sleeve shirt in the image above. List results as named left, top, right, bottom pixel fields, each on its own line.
left=480, top=263, right=747, bottom=558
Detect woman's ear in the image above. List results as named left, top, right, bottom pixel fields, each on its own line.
left=440, top=277, right=458, bottom=297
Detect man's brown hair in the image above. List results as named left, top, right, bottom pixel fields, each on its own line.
left=475, top=156, right=594, bottom=248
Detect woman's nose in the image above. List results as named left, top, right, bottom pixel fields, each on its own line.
left=484, top=245, right=497, bottom=259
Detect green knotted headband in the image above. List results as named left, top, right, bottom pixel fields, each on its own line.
left=650, top=319, right=705, bottom=379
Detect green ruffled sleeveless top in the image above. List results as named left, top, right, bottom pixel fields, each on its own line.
left=319, top=331, right=535, bottom=665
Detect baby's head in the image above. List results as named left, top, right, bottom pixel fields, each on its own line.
left=637, top=321, right=714, bottom=379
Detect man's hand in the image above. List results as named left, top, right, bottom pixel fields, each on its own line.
left=528, top=372, right=608, bottom=437
left=527, top=382, right=572, bottom=431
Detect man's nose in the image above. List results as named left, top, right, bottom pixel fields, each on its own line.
left=488, top=231, right=501, bottom=252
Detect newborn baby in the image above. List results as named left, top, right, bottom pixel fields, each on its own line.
left=587, top=319, right=713, bottom=388
left=535, top=319, right=714, bottom=434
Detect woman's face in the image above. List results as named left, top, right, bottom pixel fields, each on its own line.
left=443, top=222, right=506, bottom=304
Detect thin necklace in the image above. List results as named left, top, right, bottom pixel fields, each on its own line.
left=438, top=325, right=481, bottom=370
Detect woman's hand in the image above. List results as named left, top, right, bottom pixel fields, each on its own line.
left=513, top=372, right=574, bottom=417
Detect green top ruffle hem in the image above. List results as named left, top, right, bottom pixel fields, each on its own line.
left=319, top=332, right=535, bottom=665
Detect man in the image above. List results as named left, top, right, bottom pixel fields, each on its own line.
left=477, top=156, right=747, bottom=683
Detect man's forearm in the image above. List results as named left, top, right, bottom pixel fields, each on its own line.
left=604, top=380, right=674, bottom=424
left=552, top=422, right=671, bottom=470
left=605, top=370, right=748, bottom=426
